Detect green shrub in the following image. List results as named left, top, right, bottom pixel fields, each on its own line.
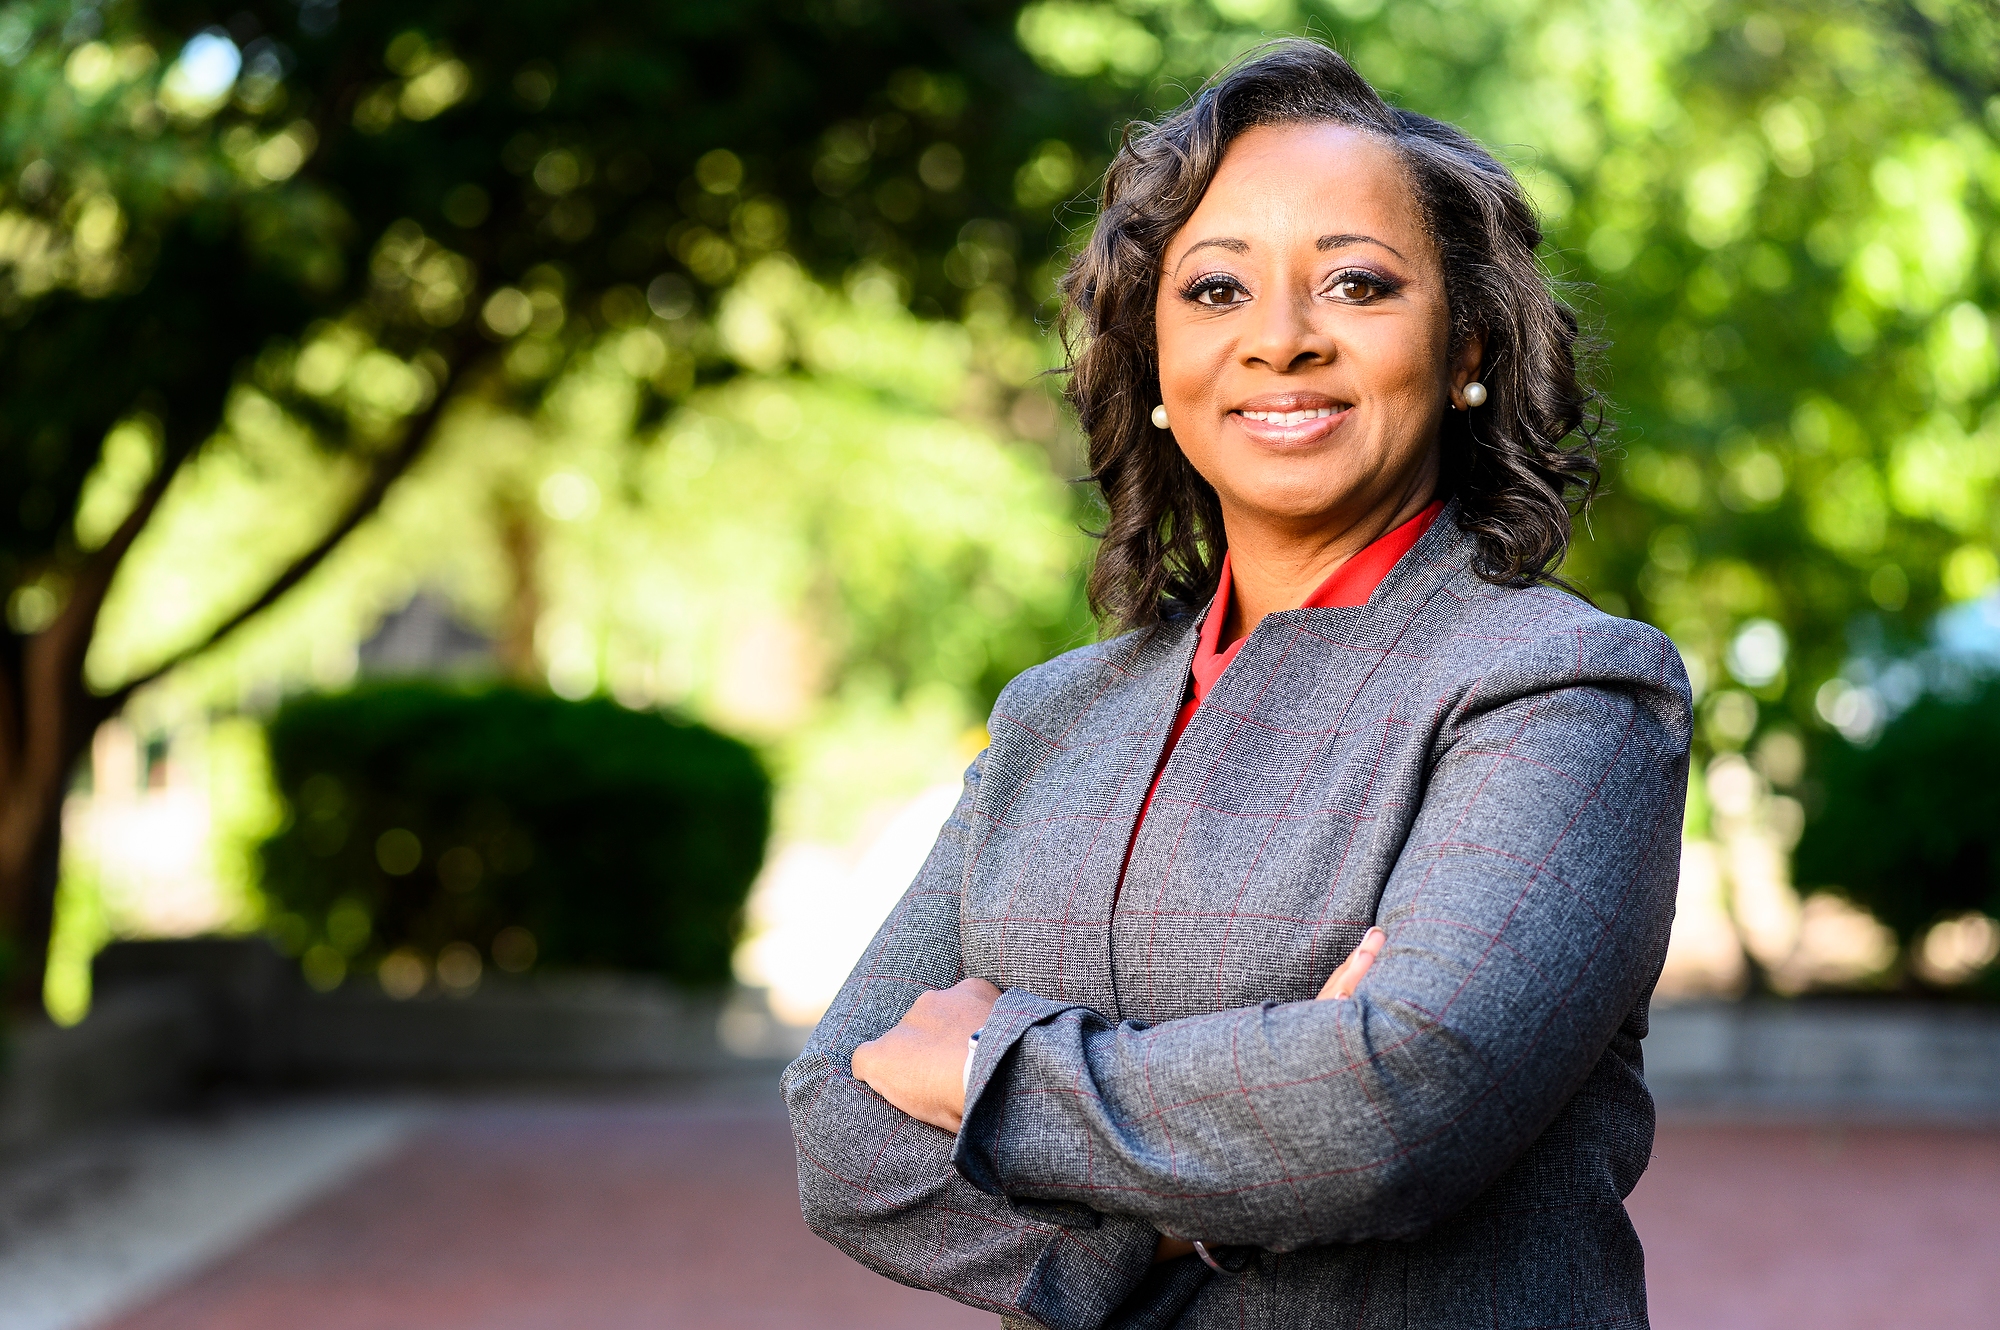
left=1795, top=679, right=2000, bottom=954
left=259, top=683, right=770, bottom=988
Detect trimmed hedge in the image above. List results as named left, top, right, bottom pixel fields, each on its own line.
left=259, top=683, right=770, bottom=986
left=1796, top=678, right=2000, bottom=951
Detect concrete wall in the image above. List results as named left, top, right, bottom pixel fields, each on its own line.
left=0, top=984, right=207, bottom=1155
left=9, top=940, right=2000, bottom=1158
left=0, top=939, right=800, bottom=1156
left=1648, top=999, right=2000, bottom=1117
left=289, top=977, right=791, bottom=1081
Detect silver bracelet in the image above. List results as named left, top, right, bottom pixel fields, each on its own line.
left=1191, top=1240, right=1235, bottom=1274
left=961, top=1028, right=982, bottom=1094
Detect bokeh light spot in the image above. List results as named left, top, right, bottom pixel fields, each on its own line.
left=376, top=827, right=423, bottom=875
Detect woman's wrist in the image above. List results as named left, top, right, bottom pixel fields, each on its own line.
left=961, top=1028, right=982, bottom=1094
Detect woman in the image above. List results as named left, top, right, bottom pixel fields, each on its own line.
left=785, top=40, right=1689, bottom=1330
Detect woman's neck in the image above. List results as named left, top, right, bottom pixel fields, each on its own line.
left=1219, top=479, right=1438, bottom=646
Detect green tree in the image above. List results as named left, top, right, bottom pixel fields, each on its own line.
left=1796, top=676, right=2000, bottom=961
left=0, top=0, right=1125, bottom=1008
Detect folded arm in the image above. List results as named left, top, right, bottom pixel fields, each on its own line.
left=782, top=756, right=1168, bottom=1330
left=951, top=670, right=1689, bottom=1253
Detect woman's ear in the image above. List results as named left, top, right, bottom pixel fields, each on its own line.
left=1449, top=331, right=1486, bottom=405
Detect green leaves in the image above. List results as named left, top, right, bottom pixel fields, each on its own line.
left=258, top=683, right=772, bottom=986
left=1798, top=676, right=2000, bottom=949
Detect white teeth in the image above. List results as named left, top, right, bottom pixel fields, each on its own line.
left=1240, top=407, right=1336, bottom=422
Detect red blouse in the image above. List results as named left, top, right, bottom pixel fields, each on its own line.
left=1119, top=499, right=1445, bottom=896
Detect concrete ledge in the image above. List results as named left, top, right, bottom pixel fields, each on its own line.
left=1648, top=999, right=2000, bottom=1117
left=90, top=938, right=297, bottom=1082
left=19, top=942, right=2000, bottom=1157
left=289, top=976, right=799, bottom=1082
left=0, top=987, right=207, bottom=1155
left=1, top=940, right=807, bottom=1155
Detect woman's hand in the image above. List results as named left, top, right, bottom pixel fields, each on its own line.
left=851, top=977, right=1002, bottom=1133
left=1317, top=926, right=1386, bottom=1000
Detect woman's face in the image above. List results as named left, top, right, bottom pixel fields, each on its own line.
left=1153, top=121, right=1478, bottom=538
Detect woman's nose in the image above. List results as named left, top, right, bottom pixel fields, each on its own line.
left=1238, top=285, right=1335, bottom=373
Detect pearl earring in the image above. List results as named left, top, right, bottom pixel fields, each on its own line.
left=1151, top=404, right=1170, bottom=430
left=1461, top=382, right=1487, bottom=408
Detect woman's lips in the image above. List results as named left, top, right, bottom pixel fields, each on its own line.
left=1228, top=404, right=1351, bottom=446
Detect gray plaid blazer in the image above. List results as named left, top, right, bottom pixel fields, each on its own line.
left=785, top=509, right=1691, bottom=1330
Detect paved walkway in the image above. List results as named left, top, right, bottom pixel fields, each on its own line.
left=1629, top=1119, right=2000, bottom=1328
left=0, top=1100, right=424, bottom=1330
left=97, top=1088, right=981, bottom=1330
left=16, top=1087, right=1998, bottom=1330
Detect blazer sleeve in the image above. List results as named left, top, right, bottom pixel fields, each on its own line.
left=782, top=753, right=1172, bottom=1330
left=950, top=635, right=1692, bottom=1252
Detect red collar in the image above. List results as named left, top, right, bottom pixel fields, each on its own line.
left=1190, top=499, right=1443, bottom=704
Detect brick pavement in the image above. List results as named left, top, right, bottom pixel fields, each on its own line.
left=1627, top=1119, right=2000, bottom=1329
left=100, top=1092, right=2000, bottom=1330
left=99, top=1092, right=987, bottom=1330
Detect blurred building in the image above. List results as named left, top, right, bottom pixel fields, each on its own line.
left=355, top=591, right=495, bottom=679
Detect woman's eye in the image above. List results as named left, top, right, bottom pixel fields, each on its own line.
left=1189, top=279, right=1247, bottom=306
left=1330, top=274, right=1390, bottom=302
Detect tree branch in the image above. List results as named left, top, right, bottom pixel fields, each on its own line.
left=0, top=425, right=197, bottom=798
left=94, top=373, right=464, bottom=713
left=49, top=429, right=196, bottom=676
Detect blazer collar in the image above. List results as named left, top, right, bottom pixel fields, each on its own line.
left=1187, top=495, right=1471, bottom=647
left=1358, top=494, right=1472, bottom=614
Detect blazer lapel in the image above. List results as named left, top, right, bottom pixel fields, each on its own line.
left=966, top=614, right=1200, bottom=1017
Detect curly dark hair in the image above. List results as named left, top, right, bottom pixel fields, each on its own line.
left=1061, top=39, right=1602, bottom=631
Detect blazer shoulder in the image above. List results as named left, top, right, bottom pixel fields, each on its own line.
left=1434, top=579, right=1693, bottom=739
left=1386, top=518, right=1684, bottom=700
left=990, top=619, right=1193, bottom=722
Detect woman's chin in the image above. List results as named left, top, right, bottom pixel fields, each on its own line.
left=1225, top=484, right=1376, bottom=529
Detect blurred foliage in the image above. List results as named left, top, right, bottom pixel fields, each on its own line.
left=39, top=853, right=106, bottom=1023
left=1, top=0, right=1118, bottom=993
left=1796, top=677, right=2000, bottom=957
left=7, top=0, right=1119, bottom=657
left=28, top=0, right=1998, bottom=744
left=259, top=683, right=770, bottom=988
left=96, top=251, right=1089, bottom=843
left=13, top=0, right=2000, bottom=992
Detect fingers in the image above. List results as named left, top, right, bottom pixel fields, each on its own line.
left=1317, top=926, right=1386, bottom=1001
left=849, top=976, right=1005, bottom=1134
left=954, top=976, right=1003, bottom=1002
left=906, top=977, right=1003, bottom=1034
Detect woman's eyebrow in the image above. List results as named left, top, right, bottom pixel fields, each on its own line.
left=1318, top=232, right=1406, bottom=260
left=1171, top=236, right=1249, bottom=275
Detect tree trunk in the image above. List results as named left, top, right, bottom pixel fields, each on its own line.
left=497, top=496, right=543, bottom=684
left=0, top=350, right=468, bottom=1016
left=0, top=622, right=107, bottom=1013
left=0, top=786, right=68, bottom=1013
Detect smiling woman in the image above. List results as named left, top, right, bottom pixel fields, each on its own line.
left=1071, top=47, right=1601, bottom=634
left=786, top=39, right=1691, bottom=1330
